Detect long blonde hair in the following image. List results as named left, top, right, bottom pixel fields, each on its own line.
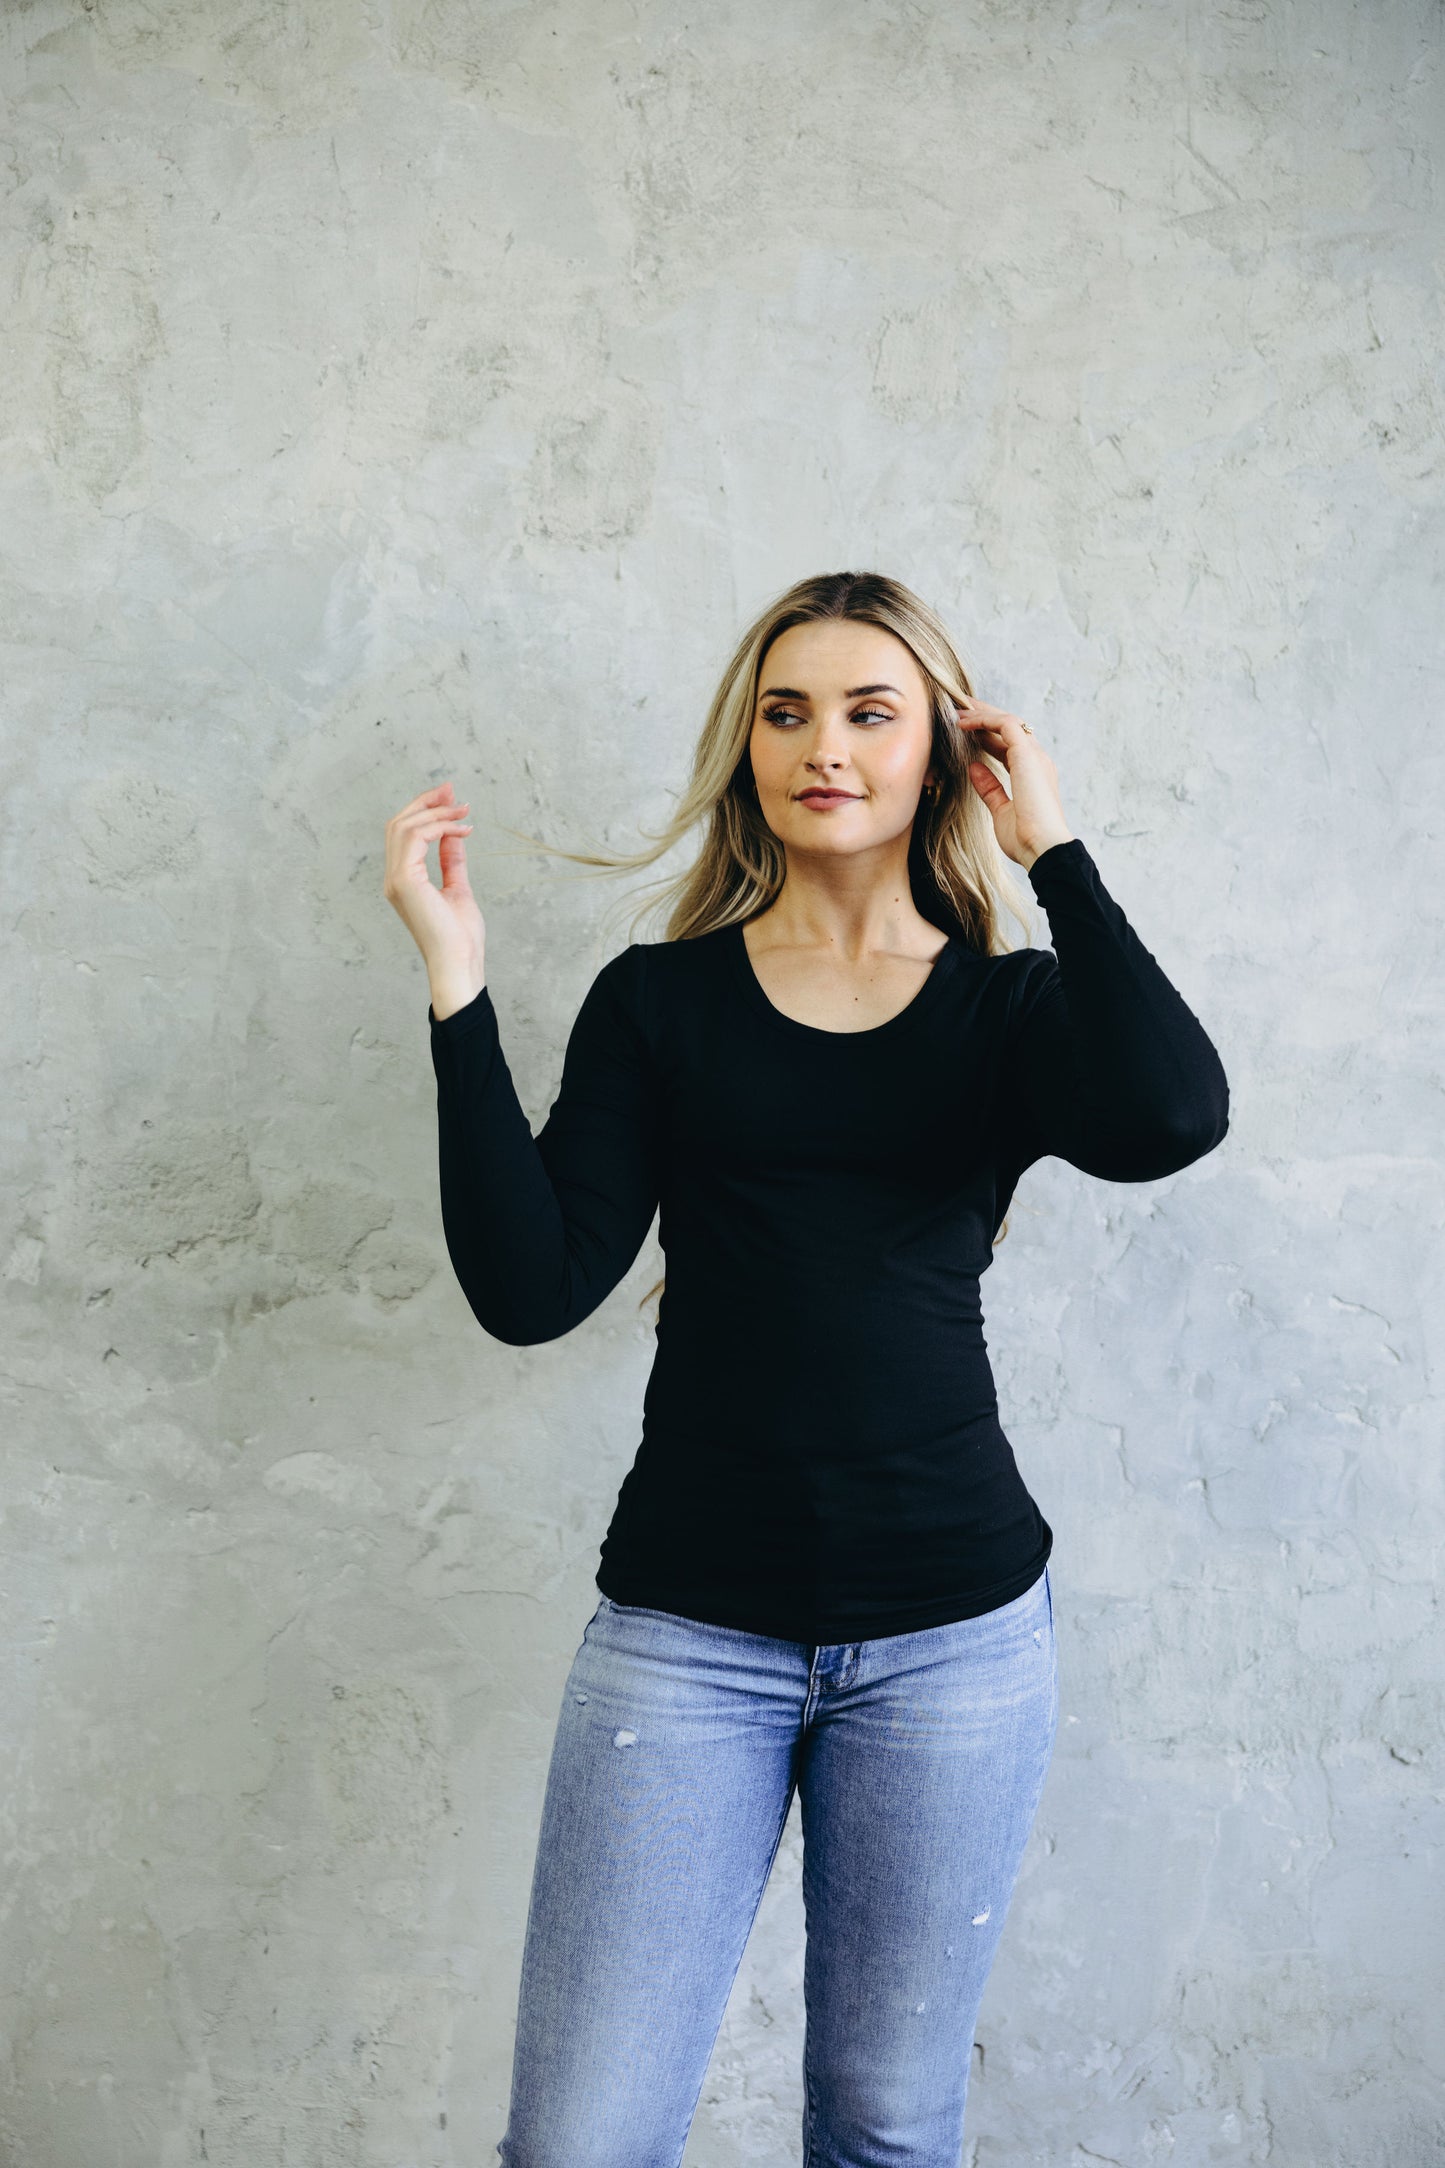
left=499, top=570, right=1042, bottom=1300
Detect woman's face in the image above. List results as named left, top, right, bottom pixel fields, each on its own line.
left=748, top=619, right=937, bottom=858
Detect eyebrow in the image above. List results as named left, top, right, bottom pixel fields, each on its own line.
left=758, top=682, right=905, bottom=701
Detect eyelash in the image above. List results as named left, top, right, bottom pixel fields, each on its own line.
left=761, top=705, right=894, bottom=728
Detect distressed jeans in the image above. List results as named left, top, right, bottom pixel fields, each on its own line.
left=497, top=1565, right=1058, bottom=2168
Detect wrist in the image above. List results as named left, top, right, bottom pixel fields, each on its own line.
left=429, top=966, right=486, bottom=1022
left=1020, top=831, right=1076, bottom=874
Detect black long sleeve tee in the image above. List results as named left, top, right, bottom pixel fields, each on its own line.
left=427, top=838, right=1230, bottom=1643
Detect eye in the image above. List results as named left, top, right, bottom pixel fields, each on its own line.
left=760, top=705, right=896, bottom=728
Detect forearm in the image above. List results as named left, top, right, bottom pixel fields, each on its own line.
left=431, top=993, right=572, bottom=1343
left=1015, top=839, right=1230, bottom=1177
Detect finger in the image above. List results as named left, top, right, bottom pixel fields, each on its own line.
left=388, top=782, right=459, bottom=826
left=967, top=719, right=1042, bottom=760
left=957, top=694, right=1030, bottom=729
left=966, top=759, right=1011, bottom=810
left=956, top=717, right=1009, bottom=741
left=401, top=803, right=471, bottom=838
left=437, top=829, right=475, bottom=890
left=397, top=813, right=473, bottom=861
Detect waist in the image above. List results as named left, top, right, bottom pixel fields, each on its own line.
left=643, top=1289, right=999, bottom=1462
left=597, top=1409, right=1049, bottom=1641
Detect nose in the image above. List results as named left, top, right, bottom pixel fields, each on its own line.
left=799, top=713, right=855, bottom=781
left=804, top=740, right=847, bottom=772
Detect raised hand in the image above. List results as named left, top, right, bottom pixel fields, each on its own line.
left=955, top=696, right=1076, bottom=872
left=383, top=781, right=487, bottom=1019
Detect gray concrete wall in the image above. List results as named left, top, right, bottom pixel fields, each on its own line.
left=2, top=1, right=1440, bottom=2161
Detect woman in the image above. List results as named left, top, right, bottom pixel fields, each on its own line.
left=383, top=571, right=1230, bottom=2168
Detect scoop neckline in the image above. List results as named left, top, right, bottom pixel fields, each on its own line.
left=726, top=918, right=959, bottom=1044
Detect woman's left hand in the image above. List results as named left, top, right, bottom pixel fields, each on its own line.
left=955, top=696, right=1076, bottom=872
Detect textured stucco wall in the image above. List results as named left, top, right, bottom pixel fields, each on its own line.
left=2, top=1, right=1440, bottom=2162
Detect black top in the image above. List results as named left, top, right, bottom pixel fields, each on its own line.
left=427, top=838, right=1230, bottom=1644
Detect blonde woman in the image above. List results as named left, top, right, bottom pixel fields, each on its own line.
left=384, top=572, right=1230, bottom=2168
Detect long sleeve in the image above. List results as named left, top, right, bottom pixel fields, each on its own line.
left=427, top=943, right=662, bottom=1345
left=1001, top=837, right=1230, bottom=1182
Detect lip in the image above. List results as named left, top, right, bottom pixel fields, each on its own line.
left=796, top=789, right=861, bottom=805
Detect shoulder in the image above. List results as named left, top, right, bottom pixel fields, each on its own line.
left=995, top=943, right=1063, bottom=1037
left=998, top=942, right=1055, bottom=979
left=950, top=936, right=1052, bottom=989
left=584, top=929, right=725, bottom=1028
left=583, top=941, right=652, bottom=1020
left=625, top=928, right=731, bottom=980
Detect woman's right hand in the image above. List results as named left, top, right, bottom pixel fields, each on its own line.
left=383, top=781, right=487, bottom=1018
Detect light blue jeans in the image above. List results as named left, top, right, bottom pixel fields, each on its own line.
left=498, top=1566, right=1058, bottom=2168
